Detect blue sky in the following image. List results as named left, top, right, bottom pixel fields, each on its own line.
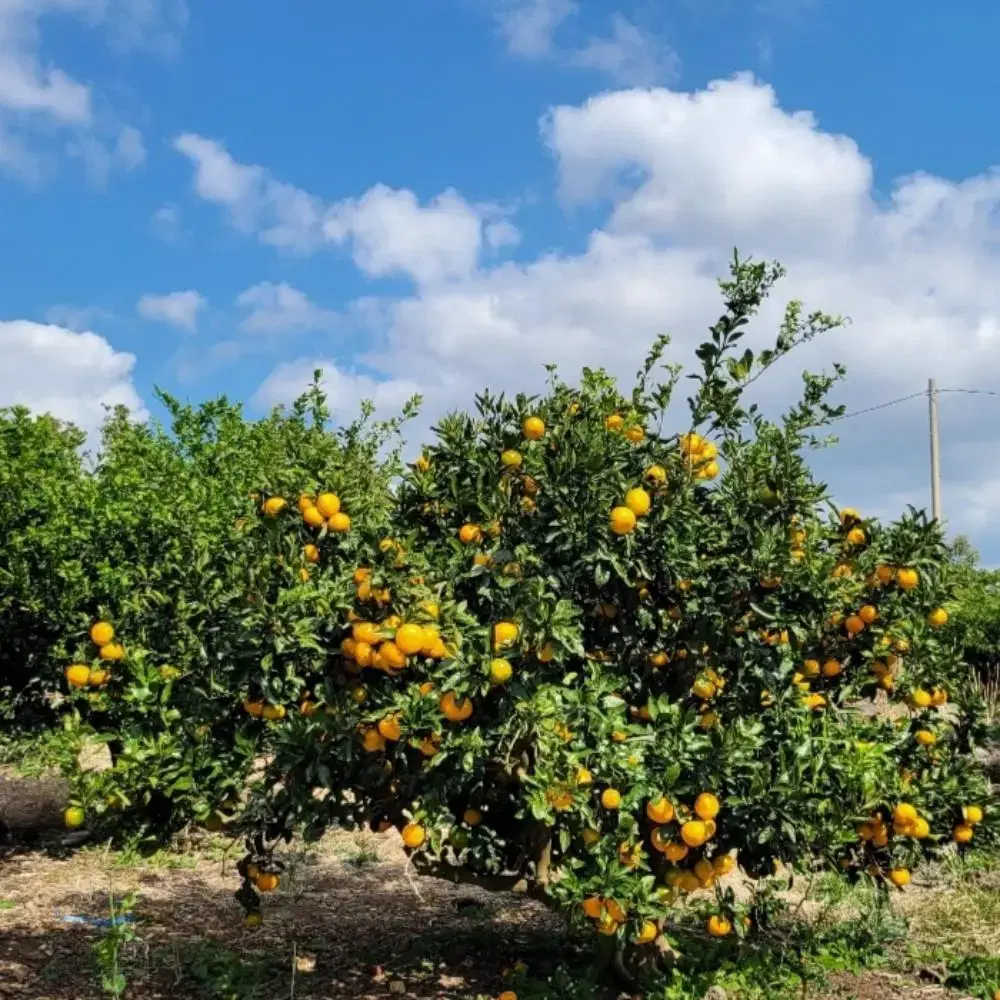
left=3, top=0, right=1000, bottom=560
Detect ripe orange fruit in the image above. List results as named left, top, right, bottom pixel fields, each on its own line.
left=297, top=494, right=314, bottom=513
left=263, top=496, right=287, bottom=516
left=894, top=803, right=917, bottom=825
left=635, top=920, right=658, bottom=943
left=582, top=896, right=604, bottom=919
left=361, top=728, right=386, bottom=752
left=927, top=607, right=948, bottom=627
left=931, top=687, right=948, bottom=706
left=99, top=642, right=125, bottom=661
left=896, top=567, right=919, bottom=590
left=605, top=413, right=624, bottom=431
left=910, top=688, right=932, bottom=708
left=440, top=692, right=473, bottom=722
left=624, top=424, right=645, bottom=443
left=680, top=820, right=709, bottom=847
left=352, top=622, right=382, bottom=645
left=802, top=658, right=821, bottom=677
left=303, top=506, right=325, bottom=527
left=839, top=507, right=861, bottom=525
left=302, top=543, right=320, bottom=564
left=692, top=677, right=716, bottom=700
left=459, top=523, right=482, bottom=544
left=696, top=460, right=720, bottom=480
left=394, top=624, right=425, bottom=655
left=501, top=449, right=523, bottom=467
left=646, top=797, right=674, bottom=824
left=315, top=493, right=341, bottom=517
left=401, top=823, right=426, bottom=849
left=694, top=792, right=721, bottom=821
left=522, top=416, right=545, bottom=440
left=243, top=699, right=264, bottom=716
left=328, top=512, right=351, bottom=532
left=377, top=715, right=402, bottom=741
left=65, top=664, right=92, bottom=687
left=89, top=621, right=114, bottom=646
left=255, top=872, right=280, bottom=892
left=822, top=659, right=843, bottom=678
left=889, top=868, right=910, bottom=889
left=845, top=615, right=865, bottom=636
left=489, top=658, right=513, bottom=685
left=261, top=704, right=286, bottom=721
left=87, top=668, right=110, bottom=686
left=600, top=788, right=622, bottom=810
left=912, top=817, right=930, bottom=839
left=664, top=841, right=688, bottom=863
left=609, top=506, right=637, bottom=535
left=859, top=605, right=878, bottom=624
left=713, top=853, right=736, bottom=876
left=493, top=621, right=518, bottom=647
left=624, top=487, right=651, bottom=517
left=706, top=915, right=732, bottom=937
left=954, top=823, right=974, bottom=844
left=964, top=805, right=984, bottom=825
left=645, top=464, right=667, bottom=484
left=915, top=730, right=937, bottom=747
left=846, top=526, right=866, bottom=546
left=64, top=806, right=85, bottom=829
left=379, top=641, right=407, bottom=672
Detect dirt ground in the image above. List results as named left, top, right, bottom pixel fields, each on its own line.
left=0, top=829, right=573, bottom=1000
left=1, top=828, right=996, bottom=1000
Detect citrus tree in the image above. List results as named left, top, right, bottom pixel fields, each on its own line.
left=221, top=260, right=994, bottom=958
left=4, top=379, right=415, bottom=842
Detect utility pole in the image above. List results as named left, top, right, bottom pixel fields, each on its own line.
left=928, top=378, right=942, bottom=523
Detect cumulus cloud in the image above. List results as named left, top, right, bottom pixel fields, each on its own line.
left=0, top=319, right=146, bottom=439
left=137, top=290, right=206, bottom=332
left=175, top=137, right=518, bottom=283
left=0, top=0, right=176, bottom=182
left=244, top=74, right=1000, bottom=554
left=236, top=283, right=338, bottom=335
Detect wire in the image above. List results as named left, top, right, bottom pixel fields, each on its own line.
left=826, top=391, right=925, bottom=423
left=940, top=387, right=1000, bottom=398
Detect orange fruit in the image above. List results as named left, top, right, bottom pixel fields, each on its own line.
left=679, top=432, right=703, bottom=455
left=635, top=920, right=658, bottom=943
left=893, top=803, right=917, bottom=825
left=964, top=805, right=984, bottom=825
left=897, top=567, right=919, bottom=590
left=624, top=425, right=645, bottom=443
left=353, top=567, right=370, bottom=585
left=377, top=715, right=402, bottom=741
left=501, top=449, right=522, bottom=467
left=395, top=624, right=425, bottom=655
left=910, top=689, right=932, bottom=708
left=680, top=820, right=709, bottom=847
left=859, top=605, right=878, bottom=624
left=706, top=915, right=732, bottom=937
left=802, top=658, right=821, bottom=677
left=65, top=664, right=92, bottom=687
left=243, top=699, right=264, bottom=716
left=600, top=788, right=622, bottom=810
left=64, top=806, right=85, bottom=829
left=954, top=823, right=974, bottom=844
left=664, top=842, right=688, bottom=863
left=888, top=868, right=911, bottom=888
left=89, top=621, right=114, bottom=646
left=297, top=494, right=314, bottom=513
left=489, top=658, right=513, bottom=685
left=522, top=416, right=545, bottom=440
left=263, top=496, right=286, bottom=516
left=624, top=487, right=651, bottom=517
left=582, top=897, right=604, bottom=919
left=303, top=506, right=325, bottom=527
left=87, top=668, right=110, bottom=686
left=493, top=621, right=519, bottom=647
left=605, top=414, right=624, bottom=431
left=255, top=872, right=280, bottom=892
left=927, top=607, right=948, bottom=627
left=694, top=792, right=721, bottom=821
left=609, top=506, right=636, bottom=535
left=328, top=512, right=351, bottom=532
left=822, top=659, right=843, bottom=678
left=352, top=622, right=382, bottom=645
left=361, top=728, right=386, bottom=752
left=846, top=527, right=866, bottom=546
left=845, top=615, right=865, bottom=636
left=261, top=704, right=286, bottom=721
left=645, top=464, right=667, bottom=484
left=315, top=493, right=340, bottom=517
left=915, top=730, right=937, bottom=747
left=912, top=817, right=930, bottom=839
left=646, top=797, right=674, bottom=824
left=414, top=454, right=430, bottom=472
left=696, top=460, right=719, bottom=480
left=931, top=687, right=948, bottom=706
left=458, top=523, right=482, bottom=544
left=713, top=853, right=736, bottom=876
left=303, top=544, right=319, bottom=563
left=440, top=692, right=473, bottom=722
left=401, top=823, right=426, bottom=849
left=99, top=642, right=125, bottom=661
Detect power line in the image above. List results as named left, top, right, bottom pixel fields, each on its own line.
left=827, top=386, right=1000, bottom=424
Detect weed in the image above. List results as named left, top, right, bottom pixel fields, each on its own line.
left=91, top=891, right=138, bottom=999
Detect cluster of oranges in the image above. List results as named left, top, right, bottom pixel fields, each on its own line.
left=64, top=620, right=123, bottom=689
left=679, top=432, right=719, bottom=481
left=609, top=485, right=651, bottom=536
left=263, top=490, right=352, bottom=535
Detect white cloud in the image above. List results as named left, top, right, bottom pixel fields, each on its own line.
left=137, top=290, right=206, bottom=332
left=250, top=73, right=1000, bottom=555
left=495, top=0, right=577, bottom=56
left=151, top=202, right=182, bottom=241
left=492, top=1, right=678, bottom=86
left=236, top=282, right=338, bottom=335
left=0, top=319, right=146, bottom=439
left=569, top=13, right=680, bottom=86
left=176, top=137, right=518, bottom=283
left=0, top=0, right=174, bottom=182
left=44, top=304, right=114, bottom=330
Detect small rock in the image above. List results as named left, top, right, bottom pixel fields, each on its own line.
left=389, top=979, right=406, bottom=994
